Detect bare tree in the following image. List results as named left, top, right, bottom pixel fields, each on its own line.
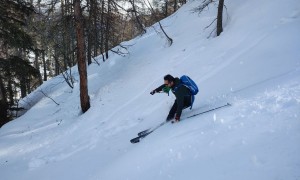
left=217, top=0, right=224, bottom=36
left=42, top=50, right=47, bottom=81
left=174, top=0, right=178, bottom=12
left=0, top=76, right=8, bottom=127
left=87, top=0, right=98, bottom=65
left=128, top=0, right=146, bottom=34
left=105, top=0, right=111, bottom=59
left=192, top=0, right=227, bottom=38
left=146, top=0, right=173, bottom=46
left=74, top=0, right=90, bottom=113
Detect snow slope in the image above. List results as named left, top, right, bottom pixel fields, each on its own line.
left=1, top=0, right=300, bottom=179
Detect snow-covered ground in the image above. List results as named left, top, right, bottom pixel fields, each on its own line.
left=1, top=0, right=300, bottom=179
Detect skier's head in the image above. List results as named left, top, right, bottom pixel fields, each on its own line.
left=164, top=74, right=175, bottom=87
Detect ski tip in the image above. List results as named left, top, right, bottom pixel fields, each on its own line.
left=130, top=137, right=140, bottom=144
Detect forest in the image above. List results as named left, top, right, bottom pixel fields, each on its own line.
left=0, top=0, right=193, bottom=126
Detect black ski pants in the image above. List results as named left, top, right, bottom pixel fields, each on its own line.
left=167, top=95, right=192, bottom=120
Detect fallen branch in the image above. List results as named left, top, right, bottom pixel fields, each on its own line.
left=39, top=89, right=60, bottom=105
left=204, top=18, right=217, bottom=30
left=92, top=57, right=100, bottom=66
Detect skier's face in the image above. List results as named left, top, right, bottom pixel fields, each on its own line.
left=164, top=80, right=173, bottom=88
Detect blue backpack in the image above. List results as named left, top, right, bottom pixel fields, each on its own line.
left=173, top=75, right=198, bottom=109
left=180, top=75, right=199, bottom=95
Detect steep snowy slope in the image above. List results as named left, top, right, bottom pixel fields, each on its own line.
left=0, top=0, right=300, bottom=180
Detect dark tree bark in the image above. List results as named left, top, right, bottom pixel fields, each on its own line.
left=54, top=46, right=60, bottom=76
left=87, top=25, right=92, bottom=65
left=0, top=76, right=8, bottom=127
left=129, top=0, right=146, bottom=34
left=164, top=0, right=168, bottom=17
left=180, top=0, right=187, bottom=4
left=93, top=1, right=98, bottom=58
left=87, top=0, right=97, bottom=65
left=147, top=0, right=173, bottom=46
left=100, top=0, right=105, bottom=61
left=20, top=73, right=27, bottom=98
left=174, top=0, right=178, bottom=12
left=34, top=50, right=39, bottom=69
left=74, top=0, right=90, bottom=113
left=217, top=0, right=224, bottom=36
left=105, top=0, right=111, bottom=59
left=7, top=63, right=14, bottom=105
left=42, top=50, right=47, bottom=81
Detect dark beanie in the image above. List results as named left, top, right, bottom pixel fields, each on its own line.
left=164, top=74, right=175, bottom=82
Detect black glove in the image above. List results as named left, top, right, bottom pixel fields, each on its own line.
left=150, top=90, right=156, bottom=95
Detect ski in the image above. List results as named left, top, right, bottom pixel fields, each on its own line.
left=137, top=129, right=150, bottom=137
left=137, top=103, right=231, bottom=136
left=137, top=119, right=170, bottom=137
left=131, top=121, right=167, bottom=143
left=130, top=130, right=154, bottom=143
left=130, top=103, right=231, bottom=143
left=137, top=120, right=167, bottom=137
left=171, top=102, right=231, bottom=123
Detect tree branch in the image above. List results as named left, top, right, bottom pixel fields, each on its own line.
left=39, top=89, right=60, bottom=106
left=145, top=0, right=173, bottom=46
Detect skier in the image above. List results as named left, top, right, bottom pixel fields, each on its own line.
left=150, top=74, right=197, bottom=122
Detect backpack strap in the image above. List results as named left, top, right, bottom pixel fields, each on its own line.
left=172, top=84, right=181, bottom=93
left=190, top=95, right=195, bottom=109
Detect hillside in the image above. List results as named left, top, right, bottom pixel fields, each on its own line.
left=1, top=0, right=300, bottom=179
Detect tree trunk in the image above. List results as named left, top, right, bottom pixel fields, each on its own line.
left=105, top=0, right=111, bottom=60
left=165, top=0, right=168, bottom=17
left=42, top=50, right=47, bottom=81
left=87, top=0, right=97, bottom=65
left=87, top=27, right=92, bottom=65
left=54, top=46, right=60, bottom=76
left=87, top=0, right=92, bottom=65
left=130, top=0, right=146, bottom=34
left=0, top=76, right=8, bottom=127
left=100, top=0, right=105, bottom=61
left=217, top=0, right=224, bottom=36
left=174, top=0, right=178, bottom=12
left=26, top=76, right=31, bottom=95
left=74, top=0, right=90, bottom=113
left=7, top=64, right=14, bottom=105
left=20, top=73, right=27, bottom=98
left=93, top=0, right=98, bottom=57
left=34, top=50, right=39, bottom=69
